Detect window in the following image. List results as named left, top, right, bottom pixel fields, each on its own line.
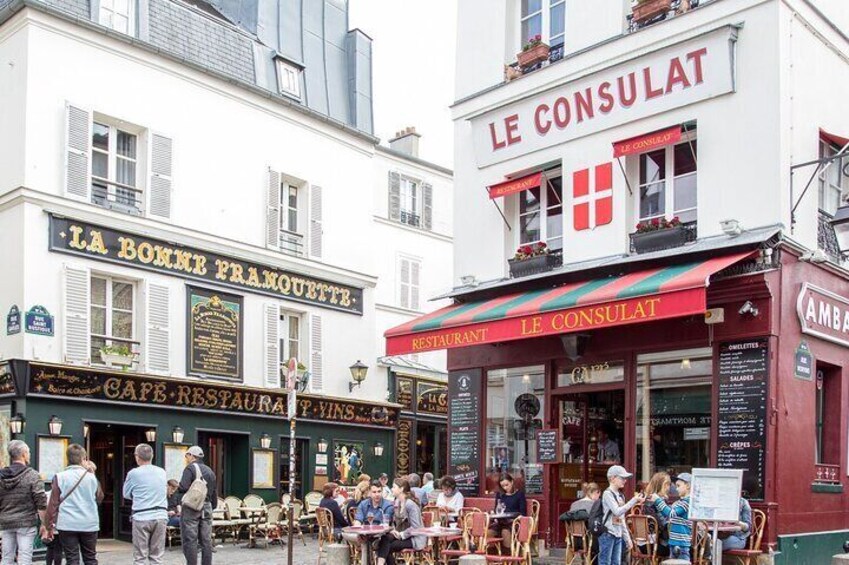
left=99, top=0, right=135, bottom=34
left=279, top=311, right=302, bottom=364
left=279, top=181, right=303, bottom=256
left=276, top=59, right=302, bottom=99
left=399, top=256, right=421, bottom=311
left=635, top=348, right=712, bottom=483
left=819, top=140, right=844, bottom=215
left=91, top=121, right=142, bottom=214
left=637, top=136, right=697, bottom=224
left=400, top=177, right=421, bottom=227
left=815, top=364, right=841, bottom=466
left=521, top=0, right=565, bottom=47
left=90, top=275, right=136, bottom=364
left=518, top=175, right=563, bottom=252
left=486, top=366, right=545, bottom=494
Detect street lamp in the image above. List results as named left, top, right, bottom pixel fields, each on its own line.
left=317, top=438, right=328, bottom=453
left=373, top=442, right=385, bottom=457
left=47, top=415, right=63, bottom=436
left=9, top=414, right=24, bottom=436
left=172, top=426, right=185, bottom=444
left=349, top=360, right=369, bottom=392
left=260, top=433, right=272, bottom=449
left=145, top=428, right=157, bottom=443
left=831, top=205, right=849, bottom=255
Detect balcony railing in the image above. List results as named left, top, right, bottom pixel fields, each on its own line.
left=629, top=221, right=698, bottom=254
left=279, top=230, right=305, bottom=257
left=92, top=179, right=143, bottom=215
left=399, top=211, right=421, bottom=227
left=627, top=0, right=711, bottom=33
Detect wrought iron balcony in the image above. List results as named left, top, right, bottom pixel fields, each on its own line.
left=92, top=179, right=143, bottom=215
left=399, top=211, right=421, bottom=227
left=817, top=209, right=847, bottom=264
left=279, top=230, right=305, bottom=257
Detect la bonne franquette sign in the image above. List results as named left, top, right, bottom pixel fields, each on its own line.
left=470, top=26, right=738, bottom=167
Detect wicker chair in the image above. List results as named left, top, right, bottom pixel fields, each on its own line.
left=278, top=499, right=307, bottom=546
left=243, top=493, right=266, bottom=508
left=528, top=499, right=541, bottom=557
left=252, top=502, right=283, bottom=548
left=626, top=514, right=659, bottom=565
left=303, top=491, right=323, bottom=533
left=211, top=499, right=235, bottom=544
left=315, top=507, right=335, bottom=565
left=563, top=519, right=592, bottom=565
left=725, top=509, right=767, bottom=565
left=224, top=495, right=252, bottom=541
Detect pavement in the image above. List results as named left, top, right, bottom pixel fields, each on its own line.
left=95, top=536, right=322, bottom=565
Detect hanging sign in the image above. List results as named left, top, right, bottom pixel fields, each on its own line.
left=488, top=172, right=542, bottom=199
left=537, top=429, right=560, bottom=463
left=6, top=306, right=21, bottom=335
left=25, top=306, right=54, bottom=336
left=794, top=340, right=813, bottom=380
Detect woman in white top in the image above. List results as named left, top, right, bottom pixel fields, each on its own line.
left=435, top=476, right=464, bottom=524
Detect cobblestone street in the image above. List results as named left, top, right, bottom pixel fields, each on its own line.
left=95, top=538, right=322, bottom=565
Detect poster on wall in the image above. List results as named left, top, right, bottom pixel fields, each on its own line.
left=38, top=437, right=69, bottom=481
left=334, top=441, right=364, bottom=486
left=164, top=444, right=188, bottom=481
left=252, top=450, right=275, bottom=489
left=448, top=369, right=482, bottom=496
left=0, top=405, right=10, bottom=467
left=187, top=286, right=243, bottom=380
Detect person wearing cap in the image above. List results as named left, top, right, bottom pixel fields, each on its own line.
left=599, top=465, right=644, bottom=565
left=649, top=472, right=693, bottom=562
left=178, top=446, right=217, bottom=565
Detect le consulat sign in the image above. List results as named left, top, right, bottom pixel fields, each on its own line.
left=49, top=215, right=363, bottom=315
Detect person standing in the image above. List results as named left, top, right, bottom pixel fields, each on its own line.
left=0, top=440, right=47, bottom=565
left=44, top=444, right=103, bottom=565
left=123, top=444, right=168, bottom=565
left=178, top=446, right=217, bottom=565
left=598, top=466, right=642, bottom=565
left=649, top=473, right=693, bottom=562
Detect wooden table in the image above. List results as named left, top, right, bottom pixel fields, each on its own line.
left=342, top=525, right=392, bottom=565
left=239, top=507, right=267, bottom=548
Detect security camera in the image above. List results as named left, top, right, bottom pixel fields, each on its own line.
left=738, top=301, right=759, bottom=317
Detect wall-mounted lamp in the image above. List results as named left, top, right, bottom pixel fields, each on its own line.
left=9, top=414, right=25, bottom=436
left=373, top=442, right=385, bottom=457
left=83, top=422, right=90, bottom=439
left=349, top=360, right=369, bottom=392
left=260, top=433, right=272, bottom=449
left=172, top=426, right=185, bottom=444
left=831, top=205, right=849, bottom=256
left=145, top=428, right=157, bottom=443
left=317, top=438, right=328, bottom=453
left=47, top=415, right=63, bottom=436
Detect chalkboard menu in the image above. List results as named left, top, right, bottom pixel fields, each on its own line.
left=448, top=369, right=482, bottom=496
left=187, top=286, right=243, bottom=380
left=717, top=340, right=768, bottom=500
left=537, top=429, right=559, bottom=463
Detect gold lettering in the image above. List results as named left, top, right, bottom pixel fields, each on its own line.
left=118, top=237, right=137, bottom=260
left=137, top=242, right=155, bottom=264
left=244, top=393, right=257, bottom=412
left=215, top=259, right=229, bottom=280
left=69, top=225, right=87, bottom=250
left=206, top=389, right=218, bottom=408
left=271, top=397, right=286, bottom=415
left=262, top=271, right=278, bottom=290
left=646, top=298, right=660, bottom=316
left=246, top=267, right=261, bottom=288
left=153, top=383, right=167, bottom=403
left=104, top=377, right=121, bottom=399
left=306, top=281, right=318, bottom=300
left=121, top=380, right=138, bottom=401
left=579, top=309, right=593, bottom=326
left=258, top=395, right=272, bottom=414
left=292, top=277, right=305, bottom=297
left=192, top=387, right=205, bottom=407
left=229, top=263, right=245, bottom=284
left=88, top=230, right=108, bottom=255
left=299, top=399, right=313, bottom=417
left=231, top=392, right=244, bottom=411
left=176, top=385, right=191, bottom=406
left=174, top=250, right=193, bottom=273
left=277, top=275, right=291, bottom=294
left=219, top=390, right=232, bottom=409
left=139, top=381, right=154, bottom=402
left=153, top=245, right=174, bottom=268
left=192, top=255, right=207, bottom=276
left=345, top=405, right=355, bottom=420
left=339, top=289, right=351, bottom=307
left=521, top=316, right=542, bottom=336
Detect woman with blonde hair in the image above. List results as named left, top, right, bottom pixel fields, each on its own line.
left=642, top=472, right=672, bottom=557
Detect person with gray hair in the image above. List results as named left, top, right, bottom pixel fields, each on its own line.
left=406, top=473, right=426, bottom=506
left=123, top=443, right=168, bottom=565
left=0, top=440, right=47, bottom=565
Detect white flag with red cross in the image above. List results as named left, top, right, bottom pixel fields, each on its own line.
left=573, top=162, right=613, bottom=231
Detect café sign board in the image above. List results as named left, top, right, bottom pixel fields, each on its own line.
left=187, top=286, right=243, bottom=380
left=797, top=283, right=849, bottom=348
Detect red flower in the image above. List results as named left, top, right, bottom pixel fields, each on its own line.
left=651, top=217, right=660, bottom=226
left=535, top=34, right=541, bottom=41
left=537, top=242, right=547, bottom=249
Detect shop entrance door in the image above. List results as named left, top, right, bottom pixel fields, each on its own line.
left=280, top=438, right=309, bottom=499
left=553, top=390, right=625, bottom=542
left=415, top=421, right=447, bottom=478
left=197, top=431, right=250, bottom=499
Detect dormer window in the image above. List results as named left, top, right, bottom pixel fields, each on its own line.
left=99, top=0, right=135, bottom=35
left=275, top=56, right=303, bottom=99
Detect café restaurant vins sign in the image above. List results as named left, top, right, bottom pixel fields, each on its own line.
left=49, top=216, right=363, bottom=315
left=797, top=283, right=849, bottom=348
left=470, top=26, right=736, bottom=167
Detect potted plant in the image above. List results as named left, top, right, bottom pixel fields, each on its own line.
left=99, top=344, right=136, bottom=370
left=630, top=216, right=691, bottom=253
left=508, top=242, right=562, bottom=278
left=632, top=0, right=673, bottom=23
left=516, top=35, right=550, bottom=68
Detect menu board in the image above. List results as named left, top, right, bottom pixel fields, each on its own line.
left=448, top=369, right=482, bottom=496
left=717, top=340, right=768, bottom=500
left=537, top=429, right=559, bottom=463
left=187, top=286, right=243, bottom=380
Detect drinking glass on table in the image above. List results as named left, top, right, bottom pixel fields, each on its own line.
left=366, top=513, right=374, bottom=526
left=496, top=501, right=506, bottom=515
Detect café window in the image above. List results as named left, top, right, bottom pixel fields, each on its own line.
left=486, top=366, right=545, bottom=494
left=815, top=364, right=841, bottom=465
left=518, top=175, right=563, bottom=253
left=636, top=348, right=712, bottom=483
left=90, top=275, right=136, bottom=364
left=520, top=0, right=565, bottom=48
left=637, top=134, right=697, bottom=224
left=279, top=311, right=302, bottom=364
left=818, top=139, right=844, bottom=216
left=91, top=120, right=142, bottom=215
left=279, top=180, right=304, bottom=257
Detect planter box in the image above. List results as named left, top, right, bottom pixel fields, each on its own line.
left=631, top=226, right=691, bottom=254
left=508, top=253, right=562, bottom=278
left=632, top=0, right=672, bottom=23
left=517, top=43, right=550, bottom=68
left=100, top=351, right=135, bottom=369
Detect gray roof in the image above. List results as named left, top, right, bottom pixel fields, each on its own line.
left=377, top=355, right=446, bottom=378
left=440, top=224, right=783, bottom=302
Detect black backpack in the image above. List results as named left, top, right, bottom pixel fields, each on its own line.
left=587, top=497, right=610, bottom=537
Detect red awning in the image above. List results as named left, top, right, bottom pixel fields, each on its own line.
left=385, top=252, right=753, bottom=355
left=820, top=128, right=849, bottom=148
left=613, top=126, right=683, bottom=158
left=488, top=172, right=543, bottom=199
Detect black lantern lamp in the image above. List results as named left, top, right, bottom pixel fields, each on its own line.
left=373, top=442, right=385, bottom=457
left=9, top=413, right=24, bottom=436
left=831, top=205, right=849, bottom=255
left=348, top=360, right=369, bottom=392
left=47, top=415, right=63, bottom=436
left=172, top=426, right=185, bottom=444
left=260, top=433, right=272, bottom=449
left=317, top=438, right=328, bottom=453
left=145, top=428, right=157, bottom=443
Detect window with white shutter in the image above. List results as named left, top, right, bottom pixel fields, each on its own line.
left=264, top=303, right=280, bottom=387
left=279, top=311, right=302, bottom=366
left=91, top=119, right=143, bottom=215
left=309, top=314, right=323, bottom=393
left=422, top=182, right=433, bottom=230
left=63, top=264, right=91, bottom=364
left=388, top=171, right=401, bottom=221
left=90, top=274, right=137, bottom=365
left=65, top=103, right=92, bottom=202
left=310, top=185, right=323, bottom=259
left=266, top=168, right=281, bottom=250
left=148, top=133, right=173, bottom=220
left=398, top=255, right=422, bottom=311
left=145, top=282, right=170, bottom=374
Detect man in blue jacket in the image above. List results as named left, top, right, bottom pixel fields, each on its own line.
left=354, top=481, right=394, bottom=525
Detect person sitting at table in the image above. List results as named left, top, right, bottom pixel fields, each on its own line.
left=320, top=482, right=349, bottom=535
left=167, top=479, right=181, bottom=527
left=642, top=472, right=672, bottom=557
left=376, top=479, right=426, bottom=565
left=569, top=482, right=601, bottom=515
left=334, top=484, right=349, bottom=508
left=721, top=497, right=752, bottom=552
left=354, top=480, right=395, bottom=525
left=435, top=476, right=464, bottom=524
left=379, top=474, right=393, bottom=500
left=492, top=473, right=527, bottom=549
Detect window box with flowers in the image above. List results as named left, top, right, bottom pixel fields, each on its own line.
left=517, top=35, right=550, bottom=69
left=630, top=217, right=694, bottom=254
left=631, top=0, right=673, bottom=24
left=508, top=242, right=562, bottom=278
left=99, top=344, right=138, bottom=371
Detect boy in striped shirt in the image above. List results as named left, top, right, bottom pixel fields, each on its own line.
left=649, top=472, right=693, bottom=561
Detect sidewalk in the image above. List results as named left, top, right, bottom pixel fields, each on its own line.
left=95, top=537, right=322, bottom=565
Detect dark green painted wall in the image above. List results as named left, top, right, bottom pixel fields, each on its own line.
left=775, top=530, right=849, bottom=565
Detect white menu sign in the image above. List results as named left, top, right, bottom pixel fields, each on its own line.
left=689, top=467, right=743, bottom=522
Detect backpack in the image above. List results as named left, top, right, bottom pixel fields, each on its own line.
left=181, top=464, right=208, bottom=511
left=587, top=497, right=610, bottom=537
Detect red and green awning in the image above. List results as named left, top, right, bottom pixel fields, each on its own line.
left=385, top=252, right=752, bottom=355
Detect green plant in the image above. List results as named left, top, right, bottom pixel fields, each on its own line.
left=100, top=344, right=133, bottom=356
left=297, top=362, right=307, bottom=372
left=522, top=34, right=543, bottom=52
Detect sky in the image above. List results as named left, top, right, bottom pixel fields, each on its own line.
left=349, top=1, right=457, bottom=169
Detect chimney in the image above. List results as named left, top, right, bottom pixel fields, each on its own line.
left=389, top=127, right=421, bottom=158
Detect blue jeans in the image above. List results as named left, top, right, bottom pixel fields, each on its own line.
left=1, top=527, right=38, bottom=565
left=671, top=545, right=691, bottom=561
left=598, top=532, right=623, bottom=565
left=722, top=535, right=748, bottom=551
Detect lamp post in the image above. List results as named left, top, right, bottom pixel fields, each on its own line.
left=284, top=357, right=299, bottom=565
left=260, top=433, right=272, bottom=449
left=348, top=360, right=368, bottom=392
left=317, top=438, right=328, bottom=453
left=373, top=442, right=385, bottom=457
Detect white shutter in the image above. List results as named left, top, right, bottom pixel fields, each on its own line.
left=145, top=282, right=171, bottom=374
left=149, top=133, right=173, bottom=220
left=63, top=264, right=90, bottom=364
left=266, top=168, right=280, bottom=249
left=399, top=257, right=410, bottom=309
left=410, top=260, right=421, bottom=311
left=388, top=171, right=401, bottom=221
left=309, top=314, right=323, bottom=393
left=264, top=303, right=280, bottom=387
left=310, top=185, right=323, bottom=259
left=64, top=103, right=91, bottom=201
left=422, top=182, right=433, bottom=230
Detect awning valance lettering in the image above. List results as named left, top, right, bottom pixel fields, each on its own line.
left=488, top=172, right=543, bottom=199
left=385, top=252, right=753, bottom=355
left=613, top=125, right=683, bottom=157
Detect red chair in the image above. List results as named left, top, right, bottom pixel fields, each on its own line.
left=485, top=517, right=533, bottom=565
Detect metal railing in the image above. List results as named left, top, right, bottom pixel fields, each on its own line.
left=817, top=209, right=847, bottom=263
left=400, top=211, right=421, bottom=227
left=91, top=178, right=144, bottom=215
left=279, top=230, right=305, bottom=257
left=626, top=0, right=705, bottom=33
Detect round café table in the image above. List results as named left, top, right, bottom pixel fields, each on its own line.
left=410, top=527, right=463, bottom=565
left=342, top=524, right=392, bottom=565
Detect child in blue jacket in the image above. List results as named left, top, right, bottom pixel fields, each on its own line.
left=649, top=472, right=693, bottom=562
